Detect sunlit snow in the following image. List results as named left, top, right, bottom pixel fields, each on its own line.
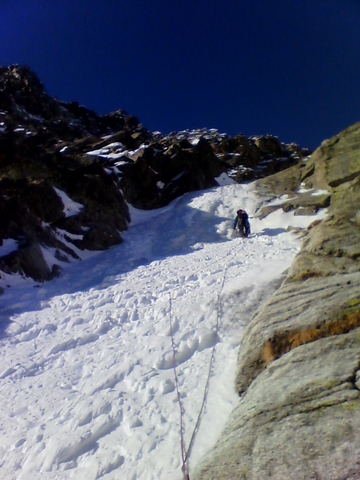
left=86, top=143, right=147, bottom=162
left=54, top=188, right=84, bottom=218
left=0, top=178, right=327, bottom=479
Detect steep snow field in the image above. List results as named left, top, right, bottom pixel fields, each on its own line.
left=0, top=177, right=327, bottom=479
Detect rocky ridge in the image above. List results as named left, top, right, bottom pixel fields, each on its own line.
left=0, top=65, right=309, bottom=284
left=193, top=122, right=360, bottom=479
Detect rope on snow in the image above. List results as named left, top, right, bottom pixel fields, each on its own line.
left=169, top=294, right=188, bottom=479
left=169, top=263, right=229, bottom=480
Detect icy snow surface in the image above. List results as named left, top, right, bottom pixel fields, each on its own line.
left=0, top=178, right=327, bottom=479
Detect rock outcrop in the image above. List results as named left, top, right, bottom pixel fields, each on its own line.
left=192, top=123, right=360, bottom=479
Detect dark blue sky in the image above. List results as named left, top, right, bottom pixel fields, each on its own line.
left=1, top=0, right=359, bottom=149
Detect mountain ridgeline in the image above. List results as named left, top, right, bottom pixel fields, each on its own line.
left=0, top=65, right=309, bottom=283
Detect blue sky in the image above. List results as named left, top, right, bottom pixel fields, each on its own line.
left=1, top=0, right=359, bottom=149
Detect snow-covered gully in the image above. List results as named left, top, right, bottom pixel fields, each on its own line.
left=0, top=177, right=326, bottom=479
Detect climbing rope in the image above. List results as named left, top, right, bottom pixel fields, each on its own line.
left=169, top=262, right=229, bottom=479
left=169, top=294, right=188, bottom=479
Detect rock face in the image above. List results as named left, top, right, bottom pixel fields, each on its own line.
left=119, top=138, right=224, bottom=209
left=0, top=65, right=309, bottom=283
left=0, top=66, right=140, bottom=281
left=192, top=122, right=360, bottom=479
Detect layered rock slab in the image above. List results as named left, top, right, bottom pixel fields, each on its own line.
left=193, top=328, right=360, bottom=480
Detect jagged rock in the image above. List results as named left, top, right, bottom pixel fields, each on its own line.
left=253, top=134, right=283, bottom=155
left=192, top=121, right=360, bottom=479
left=217, top=134, right=257, bottom=159
left=0, top=241, right=58, bottom=282
left=257, top=190, right=331, bottom=219
left=49, top=263, right=62, bottom=279
left=0, top=65, right=60, bottom=120
left=73, top=226, right=123, bottom=250
left=0, top=65, right=138, bottom=281
left=286, top=142, right=312, bottom=158
left=0, top=129, right=130, bottom=275
left=294, top=205, right=318, bottom=215
left=120, top=138, right=224, bottom=209
left=0, top=65, right=147, bottom=141
left=214, top=133, right=307, bottom=183
left=22, top=179, right=65, bottom=223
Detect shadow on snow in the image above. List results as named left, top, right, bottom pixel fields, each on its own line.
left=0, top=189, right=233, bottom=327
left=257, top=227, right=287, bottom=236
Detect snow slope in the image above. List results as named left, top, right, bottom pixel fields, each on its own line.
left=0, top=177, right=327, bottom=480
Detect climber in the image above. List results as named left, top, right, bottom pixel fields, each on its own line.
left=233, top=209, right=251, bottom=237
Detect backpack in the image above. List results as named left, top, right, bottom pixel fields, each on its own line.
left=237, top=209, right=248, bottom=222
